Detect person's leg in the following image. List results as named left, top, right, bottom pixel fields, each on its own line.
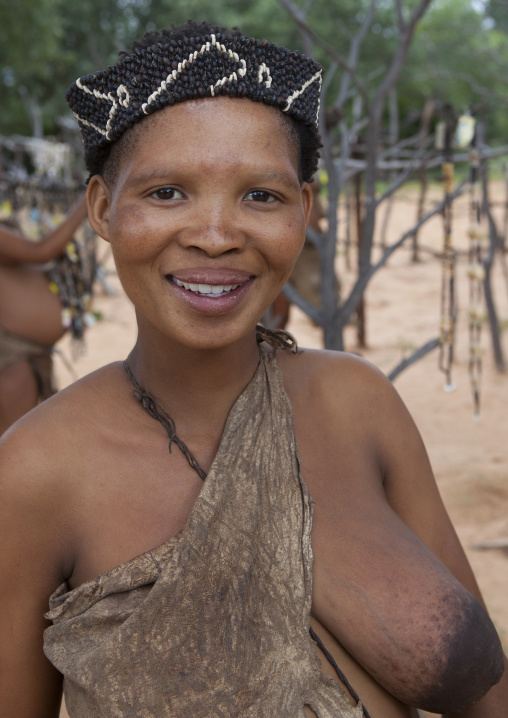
left=0, top=361, right=39, bottom=435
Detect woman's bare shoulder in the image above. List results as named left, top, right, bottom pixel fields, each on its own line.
left=0, top=362, right=127, bottom=481
left=278, top=347, right=399, bottom=418
left=277, top=346, right=425, bottom=493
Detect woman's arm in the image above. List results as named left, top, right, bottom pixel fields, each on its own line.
left=0, top=194, right=88, bottom=266
left=0, top=421, right=70, bottom=717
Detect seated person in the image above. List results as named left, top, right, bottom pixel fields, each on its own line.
left=0, top=195, right=87, bottom=434
left=0, top=21, right=506, bottom=718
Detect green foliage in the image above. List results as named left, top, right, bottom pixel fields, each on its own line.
left=485, top=0, right=508, bottom=32
left=0, top=0, right=67, bottom=135
left=1, top=0, right=507, bottom=143
left=399, top=0, right=508, bottom=141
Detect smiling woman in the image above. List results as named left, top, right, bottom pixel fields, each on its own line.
left=0, top=18, right=506, bottom=718
left=86, top=97, right=312, bottom=349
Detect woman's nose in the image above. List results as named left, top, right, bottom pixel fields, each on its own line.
left=177, top=203, right=246, bottom=257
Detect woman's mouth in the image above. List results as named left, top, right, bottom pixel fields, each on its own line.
left=173, top=278, right=244, bottom=298
left=167, top=273, right=254, bottom=315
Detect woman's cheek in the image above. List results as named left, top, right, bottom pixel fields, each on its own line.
left=109, top=203, right=162, bottom=259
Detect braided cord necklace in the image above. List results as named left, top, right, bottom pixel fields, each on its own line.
left=123, top=326, right=297, bottom=482
left=123, top=360, right=207, bottom=481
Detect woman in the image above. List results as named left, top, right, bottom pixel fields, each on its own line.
left=0, top=21, right=506, bottom=718
left=0, top=195, right=88, bottom=433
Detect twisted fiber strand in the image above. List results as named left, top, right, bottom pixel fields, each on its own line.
left=255, top=324, right=299, bottom=353
left=123, top=327, right=296, bottom=481
left=123, top=360, right=207, bottom=482
left=310, top=627, right=372, bottom=718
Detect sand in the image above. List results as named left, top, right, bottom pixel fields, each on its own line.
left=54, top=182, right=508, bottom=718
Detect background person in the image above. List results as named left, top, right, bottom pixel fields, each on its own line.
left=0, top=195, right=88, bottom=433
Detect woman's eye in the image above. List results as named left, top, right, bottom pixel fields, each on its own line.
left=151, top=188, right=184, bottom=200
left=244, top=190, right=276, bottom=203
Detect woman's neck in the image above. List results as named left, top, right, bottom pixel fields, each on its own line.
left=125, top=326, right=261, bottom=438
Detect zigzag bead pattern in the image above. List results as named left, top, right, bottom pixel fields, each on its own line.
left=66, top=33, right=322, bottom=153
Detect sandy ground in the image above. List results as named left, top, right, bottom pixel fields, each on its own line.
left=54, top=183, right=508, bottom=717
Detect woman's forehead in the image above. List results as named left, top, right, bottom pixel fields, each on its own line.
left=126, top=97, right=298, bottom=167
left=144, top=96, right=286, bottom=133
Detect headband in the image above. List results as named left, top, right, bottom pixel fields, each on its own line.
left=66, top=32, right=322, bottom=154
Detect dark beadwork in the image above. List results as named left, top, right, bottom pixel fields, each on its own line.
left=66, top=33, right=322, bottom=155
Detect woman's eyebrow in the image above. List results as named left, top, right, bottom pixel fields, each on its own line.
left=125, top=167, right=299, bottom=191
left=126, top=170, right=176, bottom=188
left=254, top=170, right=299, bottom=190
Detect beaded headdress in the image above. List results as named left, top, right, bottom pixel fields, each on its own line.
left=66, top=32, right=323, bottom=156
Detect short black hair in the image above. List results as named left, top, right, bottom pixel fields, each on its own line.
left=86, top=21, right=322, bottom=184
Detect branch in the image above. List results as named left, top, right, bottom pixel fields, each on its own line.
left=378, top=132, right=422, bottom=160
left=341, top=177, right=469, bottom=323
left=372, top=0, right=433, bottom=118
left=388, top=337, right=440, bottom=382
left=375, top=137, right=435, bottom=207
left=281, top=281, right=323, bottom=324
left=276, top=0, right=371, bottom=109
left=335, top=0, right=377, bottom=110
left=358, top=0, right=433, bottom=278
left=395, top=0, right=406, bottom=32
left=480, top=144, right=506, bottom=373
left=321, top=61, right=338, bottom=99
left=340, top=145, right=508, bottom=180
left=375, top=177, right=468, bottom=271
left=472, top=540, right=508, bottom=551
left=414, top=69, right=508, bottom=106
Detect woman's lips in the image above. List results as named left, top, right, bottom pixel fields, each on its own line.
left=167, top=274, right=255, bottom=315
left=173, top=277, right=243, bottom=298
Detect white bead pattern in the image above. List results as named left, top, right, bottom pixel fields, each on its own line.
left=283, top=70, right=322, bottom=115
left=257, top=63, right=272, bottom=88
left=69, top=33, right=323, bottom=148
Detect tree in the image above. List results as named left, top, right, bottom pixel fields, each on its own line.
left=1, top=0, right=507, bottom=142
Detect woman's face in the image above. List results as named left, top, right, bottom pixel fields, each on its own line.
left=87, top=96, right=313, bottom=351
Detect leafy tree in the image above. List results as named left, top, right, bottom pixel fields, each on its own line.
left=1, top=0, right=507, bottom=142
left=0, top=0, right=67, bottom=135
left=485, top=0, right=508, bottom=32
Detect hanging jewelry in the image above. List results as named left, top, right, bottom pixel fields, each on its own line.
left=123, top=361, right=208, bottom=482
left=467, top=144, right=487, bottom=417
left=439, top=159, right=456, bottom=391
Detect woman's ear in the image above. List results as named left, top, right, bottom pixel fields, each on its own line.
left=301, top=181, right=314, bottom=231
left=87, top=176, right=112, bottom=243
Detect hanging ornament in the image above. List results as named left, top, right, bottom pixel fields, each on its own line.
left=439, top=159, right=456, bottom=391
left=438, top=106, right=458, bottom=391
left=467, top=145, right=488, bottom=418
left=455, top=114, right=476, bottom=149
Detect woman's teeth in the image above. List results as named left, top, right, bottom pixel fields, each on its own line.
left=173, top=278, right=241, bottom=297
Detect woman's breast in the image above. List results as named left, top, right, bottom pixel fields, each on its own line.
left=0, top=265, right=65, bottom=345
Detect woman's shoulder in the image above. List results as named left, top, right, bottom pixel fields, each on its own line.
left=277, top=346, right=396, bottom=412
left=0, top=362, right=127, bottom=471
